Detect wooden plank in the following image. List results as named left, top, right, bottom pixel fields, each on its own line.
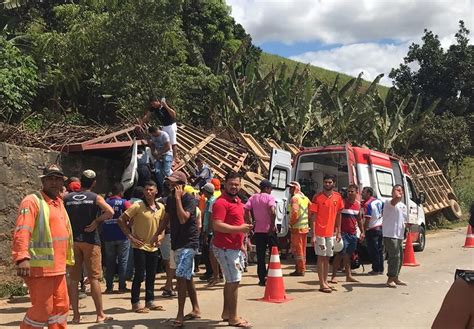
left=283, top=142, right=300, bottom=156
left=263, top=138, right=282, bottom=152
left=239, top=133, right=270, bottom=160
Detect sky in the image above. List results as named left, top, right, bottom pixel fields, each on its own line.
left=226, top=0, right=474, bottom=86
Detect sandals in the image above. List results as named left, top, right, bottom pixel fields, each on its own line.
left=132, top=303, right=150, bottom=313
left=172, top=320, right=184, bottom=327
left=183, top=313, right=201, bottom=321
left=145, top=302, right=165, bottom=311
left=228, top=319, right=252, bottom=328
left=319, top=287, right=332, bottom=293
left=96, top=316, right=113, bottom=324
left=162, top=289, right=177, bottom=297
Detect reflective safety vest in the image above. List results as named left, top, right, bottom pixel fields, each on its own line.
left=29, top=192, right=75, bottom=267
left=289, top=193, right=310, bottom=229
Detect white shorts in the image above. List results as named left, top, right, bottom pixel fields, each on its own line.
left=314, top=236, right=334, bottom=257
left=162, top=123, right=177, bottom=145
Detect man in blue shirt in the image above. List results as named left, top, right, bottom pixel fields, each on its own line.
left=103, top=183, right=131, bottom=293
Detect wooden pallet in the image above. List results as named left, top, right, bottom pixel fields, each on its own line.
left=406, top=156, right=455, bottom=215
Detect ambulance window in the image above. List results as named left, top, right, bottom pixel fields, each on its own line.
left=406, top=177, right=417, bottom=202
left=376, top=170, right=393, bottom=197
left=271, top=167, right=288, bottom=190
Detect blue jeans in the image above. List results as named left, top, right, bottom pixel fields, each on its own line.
left=155, top=154, right=173, bottom=192
left=366, top=228, right=384, bottom=273
left=104, top=239, right=130, bottom=290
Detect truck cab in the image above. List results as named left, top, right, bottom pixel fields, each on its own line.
left=269, top=143, right=427, bottom=252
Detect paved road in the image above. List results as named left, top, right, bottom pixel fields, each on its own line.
left=1, top=227, right=472, bottom=328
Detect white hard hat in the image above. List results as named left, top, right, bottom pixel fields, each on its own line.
left=333, top=238, right=344, bottom=253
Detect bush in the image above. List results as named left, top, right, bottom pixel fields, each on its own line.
left=0, top=36, right=38, bottom=123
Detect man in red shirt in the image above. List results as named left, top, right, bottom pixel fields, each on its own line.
left=212, top=172, right=253, bottom=328
left=309, top=174, right=344, bottom=293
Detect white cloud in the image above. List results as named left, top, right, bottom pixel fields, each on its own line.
left=227, top=0, right=473, bottom=86
left=290, top=43, right=410, bottom=86
left=227, top=0, right=473, bottom=45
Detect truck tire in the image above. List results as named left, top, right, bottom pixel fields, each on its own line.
left=414, top=226, right=426, bottom=252
left=442, top=199, right=463, bottom=221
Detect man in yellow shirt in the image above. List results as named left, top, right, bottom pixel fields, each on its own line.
left=118, top=181, right=165, bottom=313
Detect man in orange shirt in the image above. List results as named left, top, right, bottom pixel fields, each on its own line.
left=309, top=174, right=344, bottom=293
left=12, top=164, right=74, bottom=328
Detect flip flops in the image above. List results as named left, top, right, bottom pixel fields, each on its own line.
left=319, top=287, right=332, bottom=293
left=183, top=313, right=201, bottom=321
left=228, top=318, right=252, bottom=328
left=145, top=303, right=165, bottom=311
left=96, top=316, right=113, bottom=324
left=172, top=320, right=184, bottom=327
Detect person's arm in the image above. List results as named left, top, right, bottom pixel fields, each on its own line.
left=153, top=206, right=166, bottom=245
left=162, top=102, right=177, bottom=120
left=174, top=186, right=192, bottom=224
left=12, top=196, right=38, bottom=277
left=244, top=208, right=253, bottom=225
left=357, top=208, right=365, bottom=240
left=289, top=197, right=300, bottom=226
left=84, top=195, right=114, bottom=232
left=269, top=205, right=276, bottom=233
left=141, top=109, right=152, bottom=124
left=118, top=206, right=144, bottom=247
left=335, top=212, right=342, bottom=240
left=432, top=278, right=473, bottom=329
left=154, top=213, right=170, bottom=239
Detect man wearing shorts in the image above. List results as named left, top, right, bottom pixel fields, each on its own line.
left=143, top=96, right=178, bottom=161
left=157, top=171, right=201, bottom=327
left=309, top=174, right=344, bottom=293
left=64, top=170, right=114, bottom=324
left=330, top=184, right=363, bottom=284
left=212, top=172, right=253, bottom=328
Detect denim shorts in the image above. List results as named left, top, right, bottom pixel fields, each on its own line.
left=160, top=234, right=171, bottom=260
left=341, top=233, right=358, bottom=255
left=212, top=246, right=244, bottom=283
left=174, top=248, right=196, bottom=280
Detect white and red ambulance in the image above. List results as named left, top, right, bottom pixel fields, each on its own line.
left=269, top=143, right=427, bottom=252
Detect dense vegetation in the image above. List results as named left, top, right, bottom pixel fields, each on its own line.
left=1, top=1, right=472, bottom=173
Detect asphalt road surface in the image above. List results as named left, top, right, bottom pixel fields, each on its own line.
left=1, top=227, right=472, bottom=328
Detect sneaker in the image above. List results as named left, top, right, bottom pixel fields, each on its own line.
left=104, top=288, right=114, bottom=294
left=199, top=273, right=213, bottom=281
left=118, top=287, right=131, bottom=293
left=289, top=271, right=305, bottom=277
left=258, top=280, right=266, bottom=287
left=161, top=289, right=177, bottom=297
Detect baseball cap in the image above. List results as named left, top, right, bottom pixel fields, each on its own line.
left=287, top=181, right=300, bottom=189
left=201, top=183, right=215, bottom=194
left=211, top=178, right=221, bottom=190
left=165, top=171, right=187, bottom=184
left=259, top=179, right=273, bottom=189
left=39, top=164, right=67, bottom=180
left=82, top=169, right=96, bottom=179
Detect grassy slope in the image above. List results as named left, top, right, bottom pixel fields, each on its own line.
left=259, top=52, right=389, bottom=97
left=452, top=156, right=474, bottom=212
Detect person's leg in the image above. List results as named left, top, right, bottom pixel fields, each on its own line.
left=132, top=248, right=146, bottom=306
left=126, top=246, right=134, bottom=280
left=343, top=235, right=359, bottom=282
left=117, top=239, right=130, bottom=291
left=86, top=245, right=109, bottom=322
left=176, top=277, right=187, bottom=323
left=162, top=154, right=173, bottom=177
left=376, top=230, right=385, bottom=273
left=331, top=253, right=341, bottom=283
left=174, top=248, right=197, bottom=324
left=209, top=245, right=221, bottom=282
left=21, top=277, right=53, bottom=329
left=395, top=239, right=407, bottom=285
left=384, top=237, right=398, bottom=285
left=186, top=278, right=201, bottom=317
left=68, top=243, right=83, bottom=323
left=254, top=233, right=267, bottom=284
left=225, top=282, right=240, bottom=324
left=144, top=250, right=159, bottom=305
left=104, top=241, right=117, bottom=292
left=290, top=231, right=304, bottom=274
left=200, top=236, right=212, bottom=278
left=301, top=232, right=307, bottom=273
left=366, top=230, right=378, bottom=273
left=155, top=160, right=165, bottom=193
left=50, top=275, right=69, bottom=329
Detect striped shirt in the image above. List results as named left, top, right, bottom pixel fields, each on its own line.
left=341, top=200, right=360, bottom=235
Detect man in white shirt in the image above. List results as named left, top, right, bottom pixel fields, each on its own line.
left=382, top=184, right=408, bottom=288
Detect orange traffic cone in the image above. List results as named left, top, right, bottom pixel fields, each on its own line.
left=259, top=246, right=292, bottom=303
left=463, top=225, right=474, bottom=248
left=403, top=231, right=420, bottom=267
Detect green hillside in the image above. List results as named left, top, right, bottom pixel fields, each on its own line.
left=259, top=52, right=389, bottom=96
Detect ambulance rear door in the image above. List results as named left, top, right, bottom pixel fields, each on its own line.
left=269, top=148, right=293, bottom=237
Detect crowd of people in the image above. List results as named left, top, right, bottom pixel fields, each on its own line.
left=11, top=97, right=419, bottom=328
